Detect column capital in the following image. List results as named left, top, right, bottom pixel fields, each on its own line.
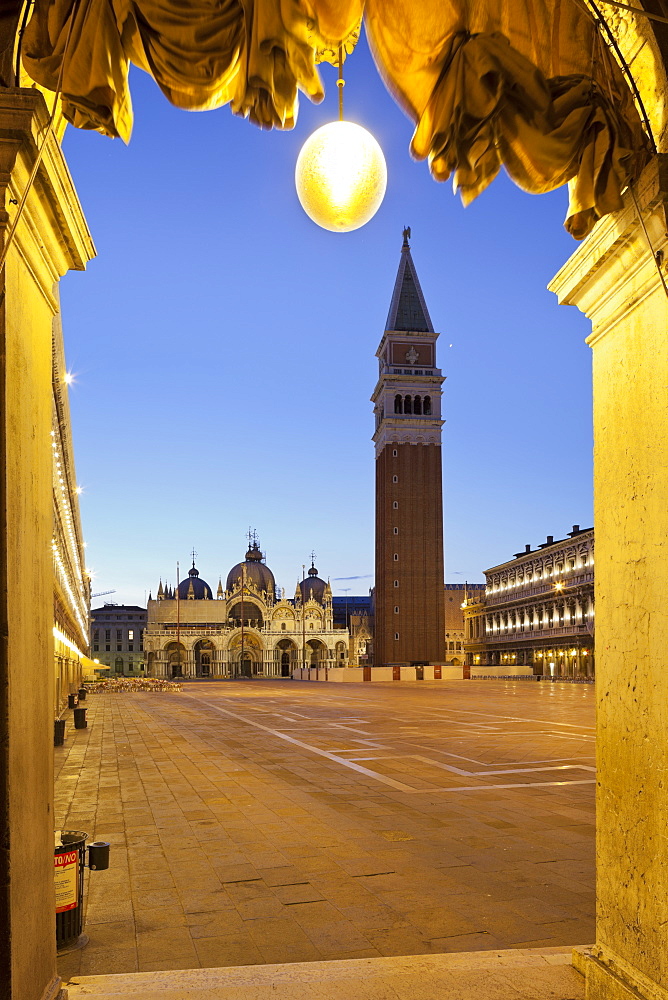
left=549, top=155, right=668, bottom=342
left=0, top=89, right=95, bottom=309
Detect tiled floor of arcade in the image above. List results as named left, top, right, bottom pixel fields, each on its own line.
left=55, top=680, right=595, bottom=980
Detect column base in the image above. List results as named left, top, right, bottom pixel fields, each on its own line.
left=574, top=946, right=668, bottom=1000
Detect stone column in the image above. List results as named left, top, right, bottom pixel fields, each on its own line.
left=0, top=91, right=94, bottom=1000
left=550, top=156, right=668, bottom=1000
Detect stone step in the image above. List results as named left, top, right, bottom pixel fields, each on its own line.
left=66, top=946, right=584, bottom=1000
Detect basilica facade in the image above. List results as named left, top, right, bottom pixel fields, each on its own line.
left=143, top=540, right=355, bottom=678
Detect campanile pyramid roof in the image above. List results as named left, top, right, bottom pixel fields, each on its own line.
left=385, top=230, right=434, bottom=333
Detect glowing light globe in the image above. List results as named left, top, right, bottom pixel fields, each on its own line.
left=295, top=120, right=387, bottom=233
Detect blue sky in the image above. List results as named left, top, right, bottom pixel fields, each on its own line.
left=60, top=31, right=593, bottom=608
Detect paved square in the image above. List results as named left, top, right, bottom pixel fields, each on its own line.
left=55, top=680, right=595, bottom=979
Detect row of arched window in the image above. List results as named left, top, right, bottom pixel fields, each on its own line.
left=394, top=394, right=431, bottom=415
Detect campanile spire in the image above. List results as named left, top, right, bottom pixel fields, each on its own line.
left=372, top=232, right=445, bottom=668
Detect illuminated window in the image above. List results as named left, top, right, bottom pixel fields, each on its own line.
left=128, top=630, right=134, bottom=640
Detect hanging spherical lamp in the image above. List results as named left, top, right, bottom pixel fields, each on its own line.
left=295, top=120, right=387, bottom=233
left=295, top=48, right=387, bottom=233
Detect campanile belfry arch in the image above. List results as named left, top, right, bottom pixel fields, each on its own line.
left=372, top=231, right=445, bottom=667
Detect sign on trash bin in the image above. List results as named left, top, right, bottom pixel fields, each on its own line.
left=54, top=849, right=78, bottom=912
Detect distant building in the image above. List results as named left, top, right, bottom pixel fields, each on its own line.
left=444, top=584, right=485, bottom=667
left=332, top=595, right=373, bottom=665
left=463, top=526, right=594, bottom=677
left=332, top=594, right=372, bottom=629
left=142, top=541, right=357, bottom=678
left=91, top=604, right=147, bottom=675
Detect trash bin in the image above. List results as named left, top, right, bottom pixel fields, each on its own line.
left=54, top=832, right=111, bottom=951
left=73, top=707, right=87, bottom=729
left=67, top=693, right=77, bottom=710
left=78, top=687, right=87, bottom=701
left=54, top=831, right=87, bottom=951
left=54, top=719, right=66, bottom=747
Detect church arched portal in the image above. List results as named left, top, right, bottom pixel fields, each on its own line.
left=194, top=639, right=214, bottom=677
left=277, top=638, right=297, bottom=677
left=230, top=633, right=262, bottom=679
left=165, top=641, right=186, bottom=678
left=307, top=639, right=327, bottom=667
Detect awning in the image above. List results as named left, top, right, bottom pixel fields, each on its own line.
left=22, top=0, right=650, bottom=237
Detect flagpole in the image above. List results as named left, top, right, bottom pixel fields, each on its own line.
left=176, top=561, right=181, bottom=677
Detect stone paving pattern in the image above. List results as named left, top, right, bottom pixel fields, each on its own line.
left=55, top=681, right=595, bottom=979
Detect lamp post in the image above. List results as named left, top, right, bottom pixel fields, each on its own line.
left=175, top=561, right=181, bottom=679
left=240, top=562, right=246, bottom=679
left=341, top=587, right=351, bottom=665
left=301, top=564, right=307, bottom=678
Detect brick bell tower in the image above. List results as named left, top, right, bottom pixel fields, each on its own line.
left=372, top=228, right=445, bottom=667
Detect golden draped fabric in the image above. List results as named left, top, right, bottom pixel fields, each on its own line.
left=22, top=0, right=650, bottom=237
left=22, top=0, right=364, bottom=138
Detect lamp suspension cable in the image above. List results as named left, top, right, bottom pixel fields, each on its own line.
left=337, top=44, right=345, bottom=122
left=589, top=0, right=668, bottom=298
left=576, top=0, right=657, bottom=152
left=629, top=184, right=668, bottom=298
left=597, top=0, right=668, bottom=25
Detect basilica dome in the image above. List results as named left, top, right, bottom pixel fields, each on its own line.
left=300, top=563, right=326, bottom=603
left=226, top=541, right=276, bottom=595
left=177, top=564, right=213, bottom=600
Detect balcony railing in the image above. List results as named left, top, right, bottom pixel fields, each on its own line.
left=483, top=573, right=594, bottom=606
left=481, top=623, right=593, bottom=643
